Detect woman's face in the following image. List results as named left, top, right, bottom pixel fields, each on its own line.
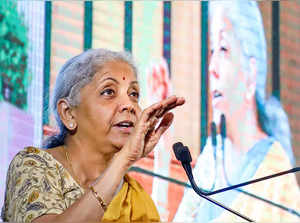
left=209, top=11, right=249, bottom=125
left=73, top=60, right=141, bottom=153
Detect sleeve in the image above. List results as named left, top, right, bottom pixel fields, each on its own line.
left=3, top=149, right=66, bottom=223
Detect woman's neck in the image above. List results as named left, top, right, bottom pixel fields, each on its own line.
left=64, top=137, right=116, bottom=188
left=228, top=109, right=268, bottom=154
left=222, top=109, right=267, bottom=182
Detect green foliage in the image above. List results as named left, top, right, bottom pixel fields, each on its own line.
left=0, top=0, right=30, bottom=109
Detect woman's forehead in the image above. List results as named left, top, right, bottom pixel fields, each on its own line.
left=210, top=19, right=239, bottom=51
left=94, top=60, right=133, bottom=76
left=90, top=62, right=137, bottom=87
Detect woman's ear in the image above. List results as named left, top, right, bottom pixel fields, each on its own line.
left=57, top=98, right=77, bottom=131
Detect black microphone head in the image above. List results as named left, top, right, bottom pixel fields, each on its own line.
left=182, top=146, right=192, bottom=163
left=211, top=122, right=217, bottom=146
left=172, top=142, right=192, bottom=163
left=221, top=114, right=226, bottom=139
left=173, top=142, right=184, bottom=161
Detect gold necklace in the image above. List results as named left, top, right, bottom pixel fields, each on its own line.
left=65, top=148, right=83, bottom=188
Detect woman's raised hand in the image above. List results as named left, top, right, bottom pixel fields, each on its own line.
left=120, top=95, right=185, bottom=166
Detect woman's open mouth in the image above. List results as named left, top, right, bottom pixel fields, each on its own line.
left=113, top=120, right=134, bottom=134
left=212, top=90, right=223, bottom=107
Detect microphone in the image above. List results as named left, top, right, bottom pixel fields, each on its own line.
left=173, top=142, right=254, bottom=222
left=173, top=142, right=191, bottom=163
left=173, top=142, right=194, bottom=180
left=210, top=122, right=217, bottom=191
left=220, top=114, right=231, bottom=185
left=220, top=114, right=226, bottom=145
left=209, top=115, right=299, bottom=217
left=173, top=142, right=300, bottom=219
left=211, top=122, right=217, bottom=147
left=173, top=141, right=300, bottom=195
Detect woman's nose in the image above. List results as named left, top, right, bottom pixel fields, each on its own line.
left=118, top=99, right=136, bottom=115
left=209, top=55, right=219, bottom=79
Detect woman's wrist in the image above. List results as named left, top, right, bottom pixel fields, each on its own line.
left=114, top=149, right=134, bottom=171
left=90, top=151, right=129, bottom=210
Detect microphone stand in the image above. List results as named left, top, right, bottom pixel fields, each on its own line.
left=218, top=114, right=300, bottom=217
left=173, top=142, right=254, bottom=222
left=181, top=162, right=254, bottom=222
left=173, top=142, right=300, bottom=221
left=197, top=166, right=300, bottom=196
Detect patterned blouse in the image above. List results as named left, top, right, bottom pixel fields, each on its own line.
left=2, top=147, right=86, bottom=222
left=1, top=147, right=160, bottom=223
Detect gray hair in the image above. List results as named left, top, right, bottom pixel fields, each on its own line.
left=209, top=0, right=267, bottom=101
left=209, top=1, right=295, bottom=165
left=43, top=48, right=138, bottom=148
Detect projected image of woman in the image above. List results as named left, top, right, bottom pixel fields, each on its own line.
left=174, top=1, right=300, bottom=222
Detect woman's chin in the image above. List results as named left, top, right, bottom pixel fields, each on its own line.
left=112, top=141, right=126, bottom=152
left=111, top=134, right=130, bottom=147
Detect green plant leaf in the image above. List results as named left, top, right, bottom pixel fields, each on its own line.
left=0, top=0, right=29, bottom=109
left=0, top=23, right=8, bottom=37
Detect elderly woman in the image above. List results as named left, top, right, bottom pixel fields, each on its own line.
left=2, top=48, right=185, bottom=222
left=174, top=1, right=299, bottom=222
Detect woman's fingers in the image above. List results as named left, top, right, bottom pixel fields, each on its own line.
left=148, top=96, right=177, bottom=119
left=156, top=96, right=185, bottom=118
left=138, top=96, right=184, bottom=133
left=155, top=112, right=174, bottom=135
left=149, top=96, right=184, bottom=119
left=139, top=102, right=162, bottom=123
left=148, top=116, right=159, bottom=132
left=143, top=112, right=174, bottom=156
left=131, top=96, right=185, bottom=158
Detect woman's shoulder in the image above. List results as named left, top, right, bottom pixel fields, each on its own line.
left=3, top=147, right=69, bottom=222
left=254, top=140, right=294, bottom=177
left=8, top=146, right=84, bottom=194
left=11, top=146, right=58, bottom=166
left=8, top=146, right=64, bottom=180
left=266, top=141, right=292, bottom=168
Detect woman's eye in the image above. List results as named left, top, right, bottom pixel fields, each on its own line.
left=220, top=46, right=228, bottom=52
left=130, top=91, right=140, bottom=99
left=101, top=89, right=115, bottom=96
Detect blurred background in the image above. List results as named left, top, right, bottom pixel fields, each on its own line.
left=0, top=1, right=299, bottom=221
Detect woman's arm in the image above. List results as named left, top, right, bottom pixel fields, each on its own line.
left=33, top=96, right=185, bottom=222
left=33, top=152, right=129, bottom=222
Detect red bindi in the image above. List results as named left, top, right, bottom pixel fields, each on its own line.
left=122, top=76, right=126, bottom=80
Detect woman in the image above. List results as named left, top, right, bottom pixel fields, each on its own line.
left=174, top=1, right=299, bottom=222
left=2, top=48, right=185, bottom=222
